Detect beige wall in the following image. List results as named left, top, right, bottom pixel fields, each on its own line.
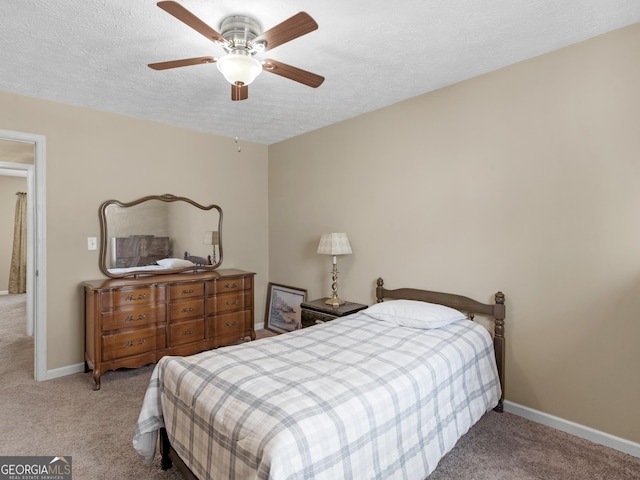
left=268, top=23, right=640, bottom=444
left=0, top=90, right=269, bottom=372
left=0, top=176, right=27, bottom=291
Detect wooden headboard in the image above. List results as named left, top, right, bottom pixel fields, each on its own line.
left=375, top=277, right=506, bottom=412
left=112, top=235, right=170, bottom=268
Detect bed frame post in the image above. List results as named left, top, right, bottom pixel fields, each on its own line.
left=493, top=291, right=505, bottom=413
left=159, top=427, right=173, bottom=471
left=376, top=278, right=384, bottom=303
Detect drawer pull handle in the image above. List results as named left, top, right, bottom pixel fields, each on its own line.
left=182, top=288, right=194, bottom=295
left=181, top=307, right=195, bottom=313
left=125, top=338, right=147, bottom=347
left=224, top=300, right=239, bottom=306
left=224, top=320, right=238, bottom=327
left=224, top=283, right=239, bottom=289
left=124, top=314, right=147, bottom=322
left=181, top=329, right=194, bottom=336
left=125, top=294, right=147, bottom=301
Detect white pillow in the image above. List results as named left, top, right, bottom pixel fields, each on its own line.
left=156, top=258, right=194, bottom=269
left=363, top=299, right=466, bottom=329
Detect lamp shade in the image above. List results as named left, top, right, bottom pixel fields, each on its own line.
left=203, top=231, right=219, bottom=245
left=217, top=53, right=262, bottom=86
left=317, top=233, right=352, bottom=255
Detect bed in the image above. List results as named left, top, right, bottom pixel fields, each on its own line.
left=107, top=257, right=202, bottom=275
left=108, top=233, right=212, bottom=274
left=133, top=278, right=505, bottom=479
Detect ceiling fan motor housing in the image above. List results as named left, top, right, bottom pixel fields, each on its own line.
left=219, top=15, right=265, bottom=54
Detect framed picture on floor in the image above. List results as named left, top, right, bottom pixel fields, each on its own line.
left=264, top=283, right=307, bottom=333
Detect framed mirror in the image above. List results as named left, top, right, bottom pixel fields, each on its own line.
left=98, top=194, right=223, bottom=278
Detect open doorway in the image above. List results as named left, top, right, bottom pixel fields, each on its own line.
left=0, top=130, right=47, bottom=381
left=1, top=159, right=30, bottom=379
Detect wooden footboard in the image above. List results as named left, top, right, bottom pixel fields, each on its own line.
left=375, top=278, right=506, bottom=412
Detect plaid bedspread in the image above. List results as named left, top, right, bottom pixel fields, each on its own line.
left=133, top=312, right=501, bottom=480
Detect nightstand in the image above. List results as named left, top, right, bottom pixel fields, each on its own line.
left=300, top=298, right=368, bottom=328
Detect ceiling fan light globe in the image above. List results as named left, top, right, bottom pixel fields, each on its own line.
left=217, top=54, right=262, bottom=86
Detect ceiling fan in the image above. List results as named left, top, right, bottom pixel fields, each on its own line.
left=148, top=1, right=324, bottom=101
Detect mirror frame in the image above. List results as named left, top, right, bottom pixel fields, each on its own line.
left=98, top=194, right=223, bottom=278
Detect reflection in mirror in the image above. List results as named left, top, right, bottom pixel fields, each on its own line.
left=99, top=194, right=223, bottom=278
left=203, top=230, right=220, bottom=263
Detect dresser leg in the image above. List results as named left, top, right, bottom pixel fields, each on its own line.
left=92, top=370, right=101, bottom=391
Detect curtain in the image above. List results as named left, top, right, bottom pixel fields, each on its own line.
left=8, top=192, right=27, bottom=294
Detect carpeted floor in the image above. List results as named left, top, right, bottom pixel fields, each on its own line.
left=1, top=294, right=638, bottom=479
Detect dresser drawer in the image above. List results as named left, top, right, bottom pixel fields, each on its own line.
left=102, top=326, right=166, bottom=361
left=102, top=286, right=161, bottom=309
left=301, top=309, right=337, bottom=326
left=300, top=300, right=368, bottom=329
left=210, top=275, right=251, bottom=294
left=208, top=291, right=250, bottom=314
left=169, top=282, right=204, bottom=300
left=170, top=319, right=205, bottom=346
left=170, top=299, right=204, bottom=321
left=207, top=311, right=245, bottom=340
left=102, top=304, right=165, bottom=331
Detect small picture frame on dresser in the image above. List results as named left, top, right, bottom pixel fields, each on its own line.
left=265, top=283, right=307, bottom=333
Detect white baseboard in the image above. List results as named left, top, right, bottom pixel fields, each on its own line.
left=255, top=322, right=264, bottom=330
left=0, top=290, right=8, bottom=295
left=46, top=362, right=85, bottom=380
left=504, top=400, right=640, bottom=458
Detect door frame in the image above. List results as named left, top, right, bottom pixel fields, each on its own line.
left=0, top=128, right=47, bottom=381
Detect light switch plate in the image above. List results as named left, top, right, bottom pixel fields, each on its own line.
left=87, top=237, right=97, bottom=250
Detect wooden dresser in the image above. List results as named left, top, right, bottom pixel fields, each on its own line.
left=83, top=268, right=255, bottom=389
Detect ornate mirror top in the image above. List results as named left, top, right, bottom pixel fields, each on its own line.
left=99, top=194, right=223, bottom=278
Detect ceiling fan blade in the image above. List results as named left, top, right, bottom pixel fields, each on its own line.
left=157, top=1, right=225, bottom=43
left=254, top=12, right=318, bottom=51
left=262, top=59, right=324, bottom=88
left=231, top=83, right=249, bottom=101
left=148, top=56, right=216, bottom=70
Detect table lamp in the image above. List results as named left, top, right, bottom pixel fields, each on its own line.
left=203, top=231, right=219, bottom=263
left=317, top=232, right=352, bottom=306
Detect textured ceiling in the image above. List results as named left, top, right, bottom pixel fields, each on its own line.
left=2, top=1, right=639, bottom=145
